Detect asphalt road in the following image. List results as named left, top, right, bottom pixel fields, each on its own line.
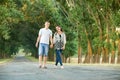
left=0, top=56, right=120, bottom=80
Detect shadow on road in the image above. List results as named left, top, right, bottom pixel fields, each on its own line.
left=13, top=56, right=31, bottom=62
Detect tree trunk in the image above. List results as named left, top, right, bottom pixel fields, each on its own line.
left=48, top=50, right=54, bottom=61
left=78, top=47, right=81, bottom=63
left=84, top=40, right=93, bottom=63
left=61, top=55, right=66, bottom=63
left=102, top=48, right=109, bottom=63
left=68, top=57, right=71, bottom=63
left=106, top=26, right=109, bottom=63
left=90, top=5, right=103, bottom=64
left=94, top=48, right=101, bottom=63
left=117, top=39, right=120, bottom=63
left=88, top=40, right=93, bottom=63
left=84, top=28, right=93, bottom=63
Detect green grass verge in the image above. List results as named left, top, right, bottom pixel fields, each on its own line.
left=25, top=56, right=120, bottom=67
left=0, top=58, right=13, bottom=64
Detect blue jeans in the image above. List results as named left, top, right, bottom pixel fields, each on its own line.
left=39, top=43, right=49, bottom=56
left=55, top=49, right=63, bottom=66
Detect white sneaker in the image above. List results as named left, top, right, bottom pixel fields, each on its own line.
left=61, top=66, right=64, bottom=69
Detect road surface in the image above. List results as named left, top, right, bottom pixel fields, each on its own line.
left=0, top=56, right=120, bottom=80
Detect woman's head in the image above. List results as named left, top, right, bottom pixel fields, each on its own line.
left=56, top=26, right=62, bottom=32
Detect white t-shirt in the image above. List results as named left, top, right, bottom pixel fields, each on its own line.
left=39, top=28, right=52, bottom=44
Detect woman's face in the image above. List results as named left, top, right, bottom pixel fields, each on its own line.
left=56, top=26, right=61, bottom=32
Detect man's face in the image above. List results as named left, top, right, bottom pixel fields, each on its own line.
left=45, top=22, right=50, bottom=28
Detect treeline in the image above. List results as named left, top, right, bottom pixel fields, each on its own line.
left=0, top=0, right=120, bottom=64
left=0, top=0, right=76, bottom=61
left=63, top=0, right=120, bottom=63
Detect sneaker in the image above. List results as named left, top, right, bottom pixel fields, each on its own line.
left=61, top=66, right=64, bottom=69
left=39, top=65, right=42, bottom=68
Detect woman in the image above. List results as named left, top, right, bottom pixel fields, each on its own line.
left=53, top=26, right=66, bottom=69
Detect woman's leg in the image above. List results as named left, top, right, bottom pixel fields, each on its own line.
left=55, top=49, right=59, bottom=66
left=58, top=49, right=63, bottom=66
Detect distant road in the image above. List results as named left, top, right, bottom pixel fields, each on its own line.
left=0, top=56, right=120, bottom=80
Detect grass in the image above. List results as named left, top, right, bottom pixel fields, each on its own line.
left=0, top=58, right=13, bottom=64
left=25, top=56, right=120, bottom=67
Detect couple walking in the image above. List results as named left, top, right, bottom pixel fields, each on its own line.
left=35, top=21, right=66, bottom=69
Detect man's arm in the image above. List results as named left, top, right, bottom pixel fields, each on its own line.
left=35, top=35, right=41, bottom=48
left=50, top=36, right=53, bottom=48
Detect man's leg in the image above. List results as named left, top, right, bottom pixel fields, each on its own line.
left=38, top=43, right=43, bottom=68
left=39, top=56, right=42, bottom=68
left=43, top=56, right=47, bottom=68
left=43, top=44, right=49, bottom=68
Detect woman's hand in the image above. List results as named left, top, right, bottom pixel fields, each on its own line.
left=50, top=44, right=53, bottom=48
left=62, top=45, right=65, bottom=50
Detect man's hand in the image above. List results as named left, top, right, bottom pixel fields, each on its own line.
left=35, top=36, right=40, bottom=48
left=35, top=42, right=38, bottom=48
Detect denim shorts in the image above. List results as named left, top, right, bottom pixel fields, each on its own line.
left=38, top=43, right=49, bottom=56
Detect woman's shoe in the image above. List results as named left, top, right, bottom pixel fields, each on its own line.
left=61, top=66, right=64, bottom=69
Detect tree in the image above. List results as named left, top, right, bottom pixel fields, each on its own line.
left=0, top=0, right=23, bottom=58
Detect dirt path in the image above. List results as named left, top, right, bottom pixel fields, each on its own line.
left=0, top=56, right=120, bottom=80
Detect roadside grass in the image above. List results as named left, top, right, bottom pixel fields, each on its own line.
left=65, top=63, right=120, bottom=67
left=0, top=58, right=13, bottom=64
left=25, top=56, right=120, bottom=67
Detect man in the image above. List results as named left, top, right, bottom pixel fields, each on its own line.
left=35, top=21, right=53, bottom=69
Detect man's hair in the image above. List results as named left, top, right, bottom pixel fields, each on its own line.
left=45, top=21, right=50, bottom=24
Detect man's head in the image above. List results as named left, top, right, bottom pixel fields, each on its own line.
left=45, top=21, right=50, bottom=29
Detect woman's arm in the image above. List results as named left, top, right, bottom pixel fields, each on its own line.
left=62, top=33, right=66, bottom=50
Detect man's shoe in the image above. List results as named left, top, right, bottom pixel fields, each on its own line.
left=39, top=65, right=42, bottom=68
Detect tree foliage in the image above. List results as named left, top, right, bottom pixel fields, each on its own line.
left=0, top=0, right=120, bottom=63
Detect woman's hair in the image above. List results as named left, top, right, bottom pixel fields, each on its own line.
left=60, top=27, right=63, bottom=32
left=56, top=26, right=63, bottom=32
